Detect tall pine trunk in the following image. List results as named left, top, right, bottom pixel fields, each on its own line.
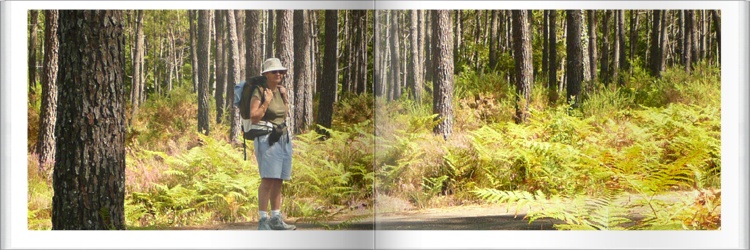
left=214, top=10, right=227, bottom=124
left=197, top=10, right=211, bottom=135
left=53, top=10, right=127, bottom=230
left=512, top=10, right=533, bottom=124
left=317, top=10, right=338, bottom=134
left=276, top=10, right=295, bottom=135
left=38, top=10, right=59, bottom=168
left=432, top=10, right=454, bottom=140
left=293, top=10, right=312, bottom=134
left=566, top=10, right=584, bottom=106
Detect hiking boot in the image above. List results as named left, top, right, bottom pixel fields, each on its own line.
left=269, top=214, right=296, bottom=230
left=258, top=217, right=272, bottom=230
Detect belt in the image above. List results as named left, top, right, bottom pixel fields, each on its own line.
left=250, top=121, right=274, bottom=131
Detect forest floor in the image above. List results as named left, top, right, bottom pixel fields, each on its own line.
left=160, top=190, right=716, bottom=230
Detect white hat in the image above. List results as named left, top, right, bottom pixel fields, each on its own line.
left=261, top=58, right=288, bottom=74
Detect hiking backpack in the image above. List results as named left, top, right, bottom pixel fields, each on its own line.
left=233, top=76, right=269, bottom=160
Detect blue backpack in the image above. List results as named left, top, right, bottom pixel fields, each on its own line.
left=233, top=76, right=268, bottom=120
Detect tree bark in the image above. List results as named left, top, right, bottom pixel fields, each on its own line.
left=491, top=10, right=501, bottom=72
left=293, top=10, right=312, bottom=134
left=612, top=11, right=621, bottom=85
left=566, top=10, right=584, bottom=106
left=711, top=10, right=720, bottom=64
left=601, top=10, right=611, bottom=85
left=629, top=10, right=638, bottom=74
left=265, top=10, right=275, bottom=59
left=224, top=10, right=241, bottom=143
left=197, top=10, right=211, bottom=135
left=617, top=10, right=628, bottom=78
left=28, top=10, right=40, bottom=98
left=317, top=10, right=338, bottom=134
left=131, top=10, right=145, bottom=120
left=432, top=10, right=454, bottom=140
left=512, top=10, right=533, bottom=124
left=235, top=10, right=246, bottom=79
left=649, top=10, right=664, bottom=76
left=214, top=10, right=227, bottom=124
left=189, top=10, right=199, bottom=93
left=408, top=10, right=423, bottom=102
left=53, top=10, right=126, bottom=230
left=38, top=10, right=59, bottom=168
left=276, top=10, right=295, bottom=135
left=390, top=11, right=402, bottom=100
left=587, top=10, right=598, bottom=84
left=548, top=10, right=558, bottom=104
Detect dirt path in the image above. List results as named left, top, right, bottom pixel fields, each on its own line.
left=166, top=204, right=563, bottom=230
left=160, top=190, right=716, bottom=230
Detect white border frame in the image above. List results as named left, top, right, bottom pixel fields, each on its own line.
left=1, top=1, right=747, bottom=249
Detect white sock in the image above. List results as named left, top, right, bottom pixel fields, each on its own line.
left=259, top=211, right=269, bottom=219
left=271, top=210, right=281, bottom=217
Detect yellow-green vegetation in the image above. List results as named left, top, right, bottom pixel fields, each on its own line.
left=27, top=63, right=720, bottom=230
left=376, top=63, right=721, bottom=230
left=28, top=85, right=374, bottom=230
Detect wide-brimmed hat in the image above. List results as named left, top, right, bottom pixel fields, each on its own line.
left=261, top=58, right=288, bottom=74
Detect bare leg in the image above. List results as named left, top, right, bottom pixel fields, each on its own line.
left=258, top=178, right=275, bottom=212
left=269, top=178, right=284, bottom=210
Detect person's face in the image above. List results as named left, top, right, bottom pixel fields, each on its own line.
left=264, top=70, right=286, bottom=84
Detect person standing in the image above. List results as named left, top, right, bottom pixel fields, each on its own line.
left=247, top=58, right=295, bottom=230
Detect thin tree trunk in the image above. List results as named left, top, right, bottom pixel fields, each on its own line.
left=189, top=10, right=199, bottom=93
left=548, top=10, right=558, bottom=104
left=131, top=10, right=145, bottom=120
left=566, top=10, right=584, bottom=106
left=28, top=10, right=40, bottom=98
left=293, top=10, right=312, bottom=134
left=587, top=10, right=598, bottom=83
left=390, top=10, right=402, bottom=100
left=432, top=10, right=454, bottom=140
left=38, top=10, right=59, bottom=168
left=409, top=10, right=423, bottom=102
left=512, top=10, right=533, bottom=124
left=197, top=10, right=211, bottom=135
left=318, top=10, right=338, bottom=134
left=276, top=10, right=295, bottom=135
left=214, top=10, right=227, bottom=124
left=265, top=10, right=275, bottom=59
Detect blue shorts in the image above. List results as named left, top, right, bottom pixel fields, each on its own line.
left=254, top=133, right=293, bottom=180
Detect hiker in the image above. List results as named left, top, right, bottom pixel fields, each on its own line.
left=247, top=58, right=295, bottom=230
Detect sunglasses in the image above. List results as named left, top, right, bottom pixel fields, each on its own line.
left=268, top=70, right=287, bottom=75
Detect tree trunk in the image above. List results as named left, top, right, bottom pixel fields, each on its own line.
left=542, top=10, right=548, bottom=75
left=548, top=10, right=558, bottom=104
left=512, top=10, right=533, bottom=124
left=617, top=10, right=628, bottom=80
left=214, top=10, right=227, bottom=124
left=612, top=11, right=621, bottom=86
left=222, top=10, right=240, bottom=143
left=689, top=10, right=700, bottom=67
left=390, top=11, right=402, bottom=100
left=197, top=10, right=211, bottom=135
left=711, top=10, right=720, bottom=64
left=265, top=10, right=275, bottom=59
left=491, top=10, right=501, bottom=72
left=601, top=10, right=611, bottom=85
left=235, top=10, right=246, bottom=79
left=629, top=10, right=638, bottom=74
left=53, top=10, right=126, bottom=230
left=38, top=10, right=59, bottom=168
left=189, top=10, right=199, bottom=93
left=587, top=10, right=598, bottom=84
left=408, top=10, right=423, bottom=102
left=131, top=10, right=145, bottom=120
left=28, top=10, right=39, bottom=98
left=649, top=11, right=663, bottom=76
left=317, top=10, right=338, bottom=134
left=566, top=10, right=584, bottom=106
left=276, top=10, right=295, bottom=135
left=293, top=10, right=312, bottom=134
left=453, top=10, right=462, bottom=73
left=356, top=10, right=368, bottom=94
left=659, top=11, right=669, bottom=74
left=432, top=10, right=454, bottom=140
